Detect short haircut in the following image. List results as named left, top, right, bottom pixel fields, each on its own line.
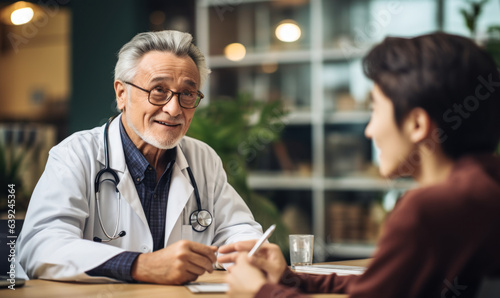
left=114, top=30, right=210, bottom=88
left=363, top=32, right=500, bottom=159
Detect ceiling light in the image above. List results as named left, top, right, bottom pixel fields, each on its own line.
left=11, top=7, right=33, bottom=25
left=275, top=20, right=301, bottom=42
left=0, top=1, right=42, bottom=25
left=224, top=43, right=246, bottom=61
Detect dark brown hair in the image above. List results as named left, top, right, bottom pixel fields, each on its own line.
left=363, top=32, right=500, bottom=159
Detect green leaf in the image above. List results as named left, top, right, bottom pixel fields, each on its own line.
left=459, top=0, right=491, bottom=36
left=0, top=143, right=7, bottom=185
left=187, top=93, right=289, bottom=250
left=0, top=141, right=30, bottom=211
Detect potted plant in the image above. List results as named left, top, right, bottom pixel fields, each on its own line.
left=460, top=0, right=500, bottom=154
left=460, top=0, right=500, bottom=65
left=0, top=142, right=29, bottom=215
left=187, top=93, right=290, bottom=252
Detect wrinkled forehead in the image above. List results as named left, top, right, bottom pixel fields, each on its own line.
left=135, top=51, right=201, bottom=87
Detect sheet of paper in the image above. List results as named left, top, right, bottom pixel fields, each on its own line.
left=293, top=264, right=366, bottom=276
left=185, top=282, right=229, bottom=293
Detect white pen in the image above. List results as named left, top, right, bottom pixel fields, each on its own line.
left=248, top=224, right=276, bottom=257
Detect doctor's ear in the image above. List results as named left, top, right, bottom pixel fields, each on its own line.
left=114, top=80, right=127, bottom=110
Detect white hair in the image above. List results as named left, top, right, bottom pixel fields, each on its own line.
left=114, top=30, right=210, bottom=87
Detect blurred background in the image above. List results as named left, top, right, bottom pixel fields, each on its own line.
left=0, top=0, right=499, bottom=261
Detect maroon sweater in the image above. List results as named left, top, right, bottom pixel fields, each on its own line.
left=257, top=154, right=500, bottom=298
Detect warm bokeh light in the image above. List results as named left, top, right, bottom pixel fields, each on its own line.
left=149, top=10, right=166, bottom=26
left=261, top=62, right=278, bottom=74
left=275, top=20, right=301, bottom=42
left=10, top=7, right=34, bottom=25
left=224, top=43, right=246, bottom=61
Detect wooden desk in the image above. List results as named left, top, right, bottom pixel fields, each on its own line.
left=3, top=259, right=371, bottom=298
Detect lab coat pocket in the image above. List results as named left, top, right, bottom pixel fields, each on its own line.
left=182, top=225, right=193, bottom=241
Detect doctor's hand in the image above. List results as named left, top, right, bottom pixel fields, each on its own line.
left=131, top=240, right=217, bottom=285
left=226, top=253, right=266, bottom=298
left=218, top=240, right=287, bottom=284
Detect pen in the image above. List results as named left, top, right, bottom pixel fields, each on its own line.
left=248, top=224, right=276, bottom=257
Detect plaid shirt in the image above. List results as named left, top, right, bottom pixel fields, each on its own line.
left=86, top=120, right=176, bottom=281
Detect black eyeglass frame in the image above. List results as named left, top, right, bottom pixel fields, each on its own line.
left=123, top=81, right=204, bottom=109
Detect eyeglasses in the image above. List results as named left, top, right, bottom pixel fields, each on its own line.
left=123, top=81, right=204, bottom=109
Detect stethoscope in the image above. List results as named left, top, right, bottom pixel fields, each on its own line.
left=93, top=116, right=213, bottom=243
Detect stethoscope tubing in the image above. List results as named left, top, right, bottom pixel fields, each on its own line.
left=95, top=182, right=122, bottom=241
left=94, top=115, right=213, bottom=242
left=94, top=115, right=123, bottom=242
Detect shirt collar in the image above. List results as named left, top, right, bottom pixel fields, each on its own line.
left=119, top=120, right=176, bottom=183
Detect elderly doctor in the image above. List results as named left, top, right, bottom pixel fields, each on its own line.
left=17, top=30, right=263, bottom=285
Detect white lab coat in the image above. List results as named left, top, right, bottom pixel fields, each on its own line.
left=17, top=115, right=263, bottom=282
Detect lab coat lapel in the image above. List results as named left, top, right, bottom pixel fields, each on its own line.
left=117, top=171, right=149, bottom=227
left=97, top=114, right=149, bottom=228
left=97, top=114, right=126, bottom=173
left=164, top=143, right=193, bottom=244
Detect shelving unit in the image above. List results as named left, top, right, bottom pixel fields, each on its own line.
left=195, top=0, right=426, bottom=260
left=248, top=174, right=415, bottom=192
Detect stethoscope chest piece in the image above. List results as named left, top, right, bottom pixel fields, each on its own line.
left=94, top=115, right=213, bottom=240
left=186, top=167, right=213, bottom=232
left=190, top=209, right=213, bottom=232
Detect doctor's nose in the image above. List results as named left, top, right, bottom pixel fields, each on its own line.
left=162, top=94, right=183, bottom=117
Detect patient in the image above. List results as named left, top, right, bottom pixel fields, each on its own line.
left=217, top=32, right=500, bottom=298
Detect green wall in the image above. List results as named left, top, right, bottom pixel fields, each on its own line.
left=69, top=0, right=148, bottom=132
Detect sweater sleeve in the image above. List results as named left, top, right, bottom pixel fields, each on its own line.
left=348, top=194, right=435, bottom=298
left=255, top=267, right=360, bottom=297
left=256, top=192, right=431, bottom=298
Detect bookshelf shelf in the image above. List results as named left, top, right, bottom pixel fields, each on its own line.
left=282, top=110, right=373, bottom=126
left=248, top=173, right=416, bottom=192
left=208, top=50, right=312, bottom=68
left=195, top=0, right=428, bottom=261
left=326, top=242, right=377, bottom=259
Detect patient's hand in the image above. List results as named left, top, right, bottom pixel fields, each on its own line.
left=218, top=240, right=287, bottom=284
left=226, top=253, right=266, bottom=298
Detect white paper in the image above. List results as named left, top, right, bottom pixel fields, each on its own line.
left=293, top=264, right=366, bottom=276
left=185, top=282, right=229, bottom=293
